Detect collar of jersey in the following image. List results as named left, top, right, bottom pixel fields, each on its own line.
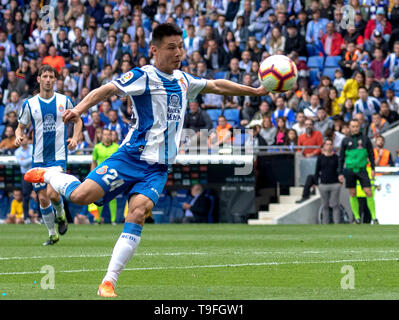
left=37, top=93, right=56, bottom=103
left=153, top=66, right=175, bottom=80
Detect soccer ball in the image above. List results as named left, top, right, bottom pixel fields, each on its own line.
left=258, top=55, right=298, bottom=93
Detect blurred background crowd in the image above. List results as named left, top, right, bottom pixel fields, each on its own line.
left=1, top=0, right=399, bottom=224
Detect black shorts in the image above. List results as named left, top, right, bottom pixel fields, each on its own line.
left=344, top=169, right=371, bottom=189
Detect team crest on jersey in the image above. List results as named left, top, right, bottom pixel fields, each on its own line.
left=119, top=71, right=133, bottom=84
left=96, top=165, right=108, bottom=175
left=179, top=78, right=187, bottom=91
left=58, top=104, right=64, bottom=112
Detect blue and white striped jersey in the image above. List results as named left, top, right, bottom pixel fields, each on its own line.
left=112, top=65, right=207, bottom=165
left=354, top=97, right=381, bottom=122
left=18, top=92, right=74, bottom=168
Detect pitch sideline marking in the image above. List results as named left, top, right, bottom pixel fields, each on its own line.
left=0, top=257, right=398, bottom=276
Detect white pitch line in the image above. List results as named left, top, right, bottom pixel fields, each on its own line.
left=0, top=252, right=208, bottom=261
left=1, top=249, right=399, bottom=261
left=0, top=257, right=397, bottom=276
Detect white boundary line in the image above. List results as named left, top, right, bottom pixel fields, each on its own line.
left=0, top=257, right=397, bottom=276
left=0, top=252, right=208, bottom=261
left=1, top=250, right=399, bottom=261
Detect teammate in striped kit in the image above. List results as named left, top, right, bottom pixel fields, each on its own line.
left=15, top=65, right=82, bottom=246
left=25, top=23, right=268, bottom=297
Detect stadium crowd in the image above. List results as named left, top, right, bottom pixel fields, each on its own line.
left=1, top=0, right=399, bottom=224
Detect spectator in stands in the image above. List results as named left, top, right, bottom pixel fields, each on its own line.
left=224, top=58, right=244, bottom=84
left=0, top=125, right=17, bottom=154
left=271, top=95, right=296, bottom=129
left=183, top=100, right=213, bottom=134
left=208, top=115, right=233, bottom=150
left=321, top=21, right=344, bottom=56
left=354, top=86, right=381, bottom=122
left=204, top=39, right=228, bottom=71
left=373, top=134, right=394, bottom=167
left=251, top=101, right=273, bottom=123
left=238, top=50, right=252, bottom=73
left=42, top=45, right=65, bottom=74
left=284, top=21, right=306, bottom=57
left=364, top=70, right=382, bottom=95
left=285, top=129, right=298, bottom=152
left=258, top=116, right=277, bottom=146
left=333, top=69, right=346, bottom=94
left=339, top=42, right=361, bottom=79
left=305, top=9, right=328, bottom=56
left=292, top=111, right=306, bottom=136
left=364, top=7, right=392, bottom=48
left=78, top=43, right=95, bottom=73
left=303, top=94, right=321, bottom=120
left=3, top=91, right=22, bottom=123
left=274, top=117, right=288, bottom=146
left=380, top=100, right=399, bottom=124
left=354, top=112, right=369, bottom=137
left=182, top=184, right=211, bottom=223
left=383, top=41, right=399, bottom=83
left=314, top=107, right=334, bottom=136
left=324, top=127, right=345, bottom=151
left=298, top=118, right=323, bottom=158
left=341, top=98, right=355, bottom=123
left=6, top=70, right=26, bottom=100
left=340, top=70, right=365, bottom=104
left=104, top=109, right=127, bottom=143
left=369, top=31, right=389, bottom=60
left=76, top=64, right=99, bottom=99
left=368, top=112, right=389, bottom=138
left=385, top=88, right=399, bottom=113
left=14, top=133, right=33, bottom=220
left=343, top=24, right=364, bottom=51
left=3, top=110, right=18, bottom=132
left=371, top=85, right=384, bottom=102
left=5, top=188, right=24, bottom=224
left=267, top=27, right=286, bottom=56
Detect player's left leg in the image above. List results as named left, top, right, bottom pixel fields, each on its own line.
left=359, top=170, right=378, bottom=224
left=47, top=184, right=68, bottom=235
left=98, top=193, right=153, bottom=297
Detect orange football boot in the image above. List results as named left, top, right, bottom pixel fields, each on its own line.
left=24, top=167, right=47, bottom=183
left=97, top=281, right=117, bottom=297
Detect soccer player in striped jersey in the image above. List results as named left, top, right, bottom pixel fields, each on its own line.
left=25, top=23, right=268, bottom=297
left=15, top=65, right=82, bottom=246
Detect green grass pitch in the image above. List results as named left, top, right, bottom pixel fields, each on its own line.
left=0, top=224, right=398, bottom=300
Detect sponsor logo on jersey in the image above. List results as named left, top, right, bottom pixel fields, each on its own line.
left=96, top=165, right=108, bottom=175
left=167, top=93, right=182, bottom=121
left=43, top=114, right=56, bottom=132
left=119, top=71, right=133, bottom=84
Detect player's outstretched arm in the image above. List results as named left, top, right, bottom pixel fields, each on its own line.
left=63, top=82, right=120, bottom=123
left=200, top=79, right=268, bottom=97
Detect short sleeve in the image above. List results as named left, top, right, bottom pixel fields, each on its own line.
left=111, top=68, right=147, bottom=97
left=66, top=96, right=74, bottom=110
left=18, top=100, right=30, bottom=126
left=182, top=72, right=207, bottom=101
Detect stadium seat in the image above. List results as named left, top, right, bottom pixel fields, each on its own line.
left=322, top=67, right=337, bottom=81
left=307, top=56, right=324, bottom=71
left=152, top=189, right=171, bottom=224
left=223, top=108, right=240, bottom=127
left=324, top=56, right=341, bottom=68
left=0, top=124, right=5, bottom=138
left=393, top=80, right=399, bottom=96
left=0, top=190, right=9, bottom=220
left=213, top=71, right=226, bottom=79
left=206, top=109, right=222, bottom=128
left=309, top=68, right=320, bottom=87
left=0, top=106, right=4, bottom=123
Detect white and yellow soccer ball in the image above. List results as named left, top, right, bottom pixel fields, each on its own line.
left=258, top=55, right=298, bottom=93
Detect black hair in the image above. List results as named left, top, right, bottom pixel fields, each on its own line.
left=152, top=23, right=183, bottom=46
